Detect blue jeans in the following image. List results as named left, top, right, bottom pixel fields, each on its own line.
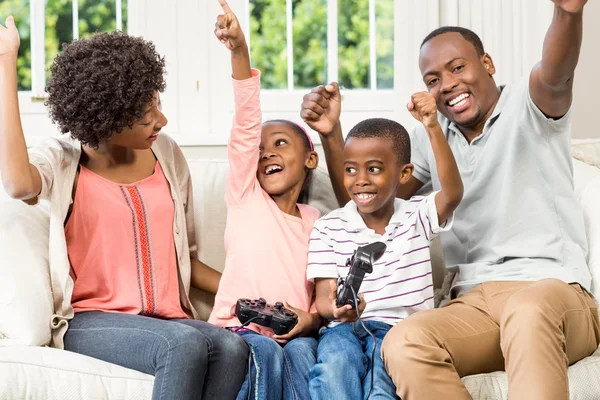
left=309, top=320, right=397, bottom=400
left=64, top=311, right=249, bottom=400
left=235, top=330, right=317, bottom=400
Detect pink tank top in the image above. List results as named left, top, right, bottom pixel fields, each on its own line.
left=65, top=161, right=188, bottom=319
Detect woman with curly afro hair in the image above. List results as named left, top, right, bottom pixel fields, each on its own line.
left=0, top=16, right=248, bottom=400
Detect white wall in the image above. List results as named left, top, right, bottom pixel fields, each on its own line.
left=572, top=1, right=600, bottom=139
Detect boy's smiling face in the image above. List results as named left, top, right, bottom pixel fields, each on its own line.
left=343, top=137, right=409, bottom=225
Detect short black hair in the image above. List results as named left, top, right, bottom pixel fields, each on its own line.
left=263, top=119, right=314, bottom=204
left=45, top=31, right=166, bottom=148
left=346, top=118, right=410, bottom=165
left=421, top=26, right=485, bottom=56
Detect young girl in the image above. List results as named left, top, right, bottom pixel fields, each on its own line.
left=0, top=16, right=247, bottom=400
left=208, top=2, right=322, bottom=399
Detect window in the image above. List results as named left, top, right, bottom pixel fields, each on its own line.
left=0, top=0, right=32, bottom=91
left=16, top=0, right=555, bottom=145
left=249, top=0, right=394, bottom=90
left=12, top=0, right=127, bottom=97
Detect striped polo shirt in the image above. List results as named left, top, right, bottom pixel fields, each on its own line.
left=307, top=192, right=453, bottom=327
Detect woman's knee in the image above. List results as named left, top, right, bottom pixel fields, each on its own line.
left=161, top=324, right=209, bottom=366
left=216, top=329, right=250, bottom=360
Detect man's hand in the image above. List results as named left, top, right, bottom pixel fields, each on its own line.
left=327, top=280, right=366, bottom=323
left=552, top=0, right=587, bottom=14
left=408, top=92, right=439, bottom=129
left=214, top=0, right=247, bottom=52
left=0, top=16, right=20, bottom=58
left=301, top=83, right=342, bottom=135
left=273, top=302, right=321, bottom=341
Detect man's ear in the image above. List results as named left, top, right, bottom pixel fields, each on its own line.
left=399, top=163, right=414, bottom=185
left=482, top=53, right=496, bottom=76
left=305, top=151, right=319, bottom=170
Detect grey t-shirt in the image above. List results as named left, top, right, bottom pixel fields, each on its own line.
left=411, top=76, right=590, bottom=297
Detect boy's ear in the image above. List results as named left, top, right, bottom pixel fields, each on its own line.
left=399, top=163, right=414, bottom=185
left=305, top=151, right=319, bottom=170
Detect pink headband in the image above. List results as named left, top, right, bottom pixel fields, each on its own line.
left=288, top=121, right=314, bottom=151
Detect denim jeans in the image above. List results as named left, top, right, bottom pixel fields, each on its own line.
left=235, top=330, right=317, bottom=400
left=309, top=320, right=397, bottom=400
left=63, top=311, right=249, bottom=400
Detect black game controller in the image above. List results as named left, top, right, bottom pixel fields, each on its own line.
left=336, top=241, right=387, bottom=309
left=234, top=298, right=298, bottom=335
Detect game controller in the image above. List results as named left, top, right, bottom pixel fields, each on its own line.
left=336, top=241, right=387, bottom=309
left=234, top=298, right=298, bottom=335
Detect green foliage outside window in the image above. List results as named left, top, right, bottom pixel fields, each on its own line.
left=0, top=0, right=127, bottom=91
left=3, top=0, right=391, bottom=92
left=0, top=0, right=31, bottom=90
left=249, top=0, right=393, bottom=90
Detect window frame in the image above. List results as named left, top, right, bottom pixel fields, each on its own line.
left=252, top=0, right=397, bottom=112
left=18, top=0, right=553, bottom=146
left=18, top=0, right=127, bottom=116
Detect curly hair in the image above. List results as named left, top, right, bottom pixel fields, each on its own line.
left=45, top=31, right=166, bottom=148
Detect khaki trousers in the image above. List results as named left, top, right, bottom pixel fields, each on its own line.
left=381, top=279, right=600, bottom=400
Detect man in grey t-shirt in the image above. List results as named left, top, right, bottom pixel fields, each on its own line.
left=301, top=0, right=598, bottom=398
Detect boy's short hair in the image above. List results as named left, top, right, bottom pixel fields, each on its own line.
left=45, top=31, right=166, bottom=148
left=346, top=118, right=411, bottom=165
left=421, top=26, right=485, bottom=56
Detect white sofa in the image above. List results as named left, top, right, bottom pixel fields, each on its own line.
left=1, top=140, right=600, bottom=400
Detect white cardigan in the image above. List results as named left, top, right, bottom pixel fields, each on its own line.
left=28, top=133, right=198, bottom=348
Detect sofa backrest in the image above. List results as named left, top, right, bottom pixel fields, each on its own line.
left=187, top=157, right=600, bottom=319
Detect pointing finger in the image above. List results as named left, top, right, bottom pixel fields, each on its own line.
left=217, top=0, right=233, bottom=14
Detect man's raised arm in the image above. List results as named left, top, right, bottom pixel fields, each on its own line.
left=529, top=0, right=587, bottom=118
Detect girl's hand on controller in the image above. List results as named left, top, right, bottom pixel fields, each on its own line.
left=273, top=301, right=321, bottom=341
left=328, top=280, right=366, bottom=323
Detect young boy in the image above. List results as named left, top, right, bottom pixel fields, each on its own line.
left=306, top=92, right=463, bottom=399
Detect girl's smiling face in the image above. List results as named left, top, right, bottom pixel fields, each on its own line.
left=257, top=121, right=317, bottom=198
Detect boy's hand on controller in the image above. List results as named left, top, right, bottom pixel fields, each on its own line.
left=215, top=0, right=246, bottom=52
left=408, top=91, right=439, bottom=129
left=0, top=16, right=20, bottom=58
left=301, top=83, right=341, bottom=135
left=273, top=301, right=314, bottom=341
left=328, top=280, right=366, bottom=323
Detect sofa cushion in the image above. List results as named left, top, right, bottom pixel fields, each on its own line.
left=572, top=139, right=600, bottom=169
left=573, top=159, right=600, bottom=300
left=462, top=348, right=600, bottom=399
left=0, top=346, right=153, bottom=400
left=0, top=191, right=53, bottom=346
